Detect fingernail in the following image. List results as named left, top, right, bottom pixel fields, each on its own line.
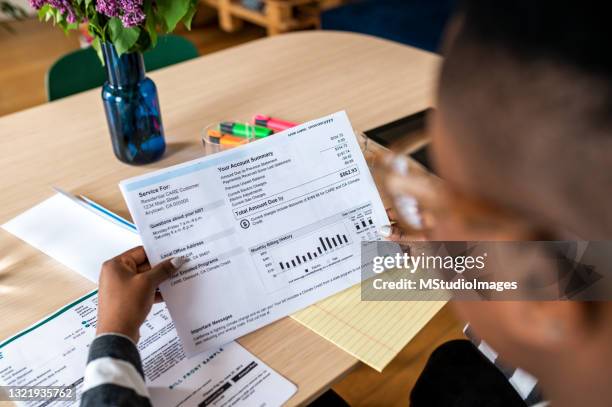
left=378, top=225, right=392, bottom=238
left=170, top=256, right=189, bottom=270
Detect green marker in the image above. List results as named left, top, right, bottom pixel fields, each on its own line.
left=220, top=122, right=273, bottom=139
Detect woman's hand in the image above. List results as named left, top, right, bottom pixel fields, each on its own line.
left=96, top=247, right=187, bottom=343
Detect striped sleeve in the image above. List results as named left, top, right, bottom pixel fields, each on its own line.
left=464, top=324, right=546, bottom=406
left=80, top=334, right=152, bottom=407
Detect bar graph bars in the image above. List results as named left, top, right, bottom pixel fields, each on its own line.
left=278, top=232, right=351, bottom=271
left=354, top=217, right=374, bottom=231
left=250, top=204, right=376, bottom=292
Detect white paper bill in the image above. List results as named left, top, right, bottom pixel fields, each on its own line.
left=2, top=193, right=141, bottom=283
left=0, top=292, right=297, bottom=407
left=119, top=111, right=389, bottom=356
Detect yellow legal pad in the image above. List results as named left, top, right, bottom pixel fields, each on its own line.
left=291, top=283, right=446, bottom=372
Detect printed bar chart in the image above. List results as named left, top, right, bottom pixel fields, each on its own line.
left=278, top=232, right=351, bottom=271
left=249, top=203, right=379, bottom=292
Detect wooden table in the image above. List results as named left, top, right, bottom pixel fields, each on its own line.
left=0, top=31, right=441, bottom=405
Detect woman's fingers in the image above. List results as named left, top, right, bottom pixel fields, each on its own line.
left=379, top=224, right=406, bottom=241
left=379, top=223, right=427, bottom=242
left=386, top=207, right=399, bottom=222
left=137, top=261, right=152, bottom=273
left=121, top=246, right=148, bottom=265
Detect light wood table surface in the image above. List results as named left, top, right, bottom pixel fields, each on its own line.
left=0, top=31, right=441, bottom=405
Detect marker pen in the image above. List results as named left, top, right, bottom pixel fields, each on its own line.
left=220, top=135, right=249, bottom=147
left=207, top=129, right=249, bottom=146
left=253, top=114, right=298, bottom=132
left=207, top=129, right=224, bottom=144
left=220, top=122, right=273, bottom=139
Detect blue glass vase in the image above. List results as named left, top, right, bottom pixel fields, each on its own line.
left=101, top=43, right=166, bottom=165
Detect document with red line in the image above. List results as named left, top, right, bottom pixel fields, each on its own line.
left=120, top=111, right=389, bottom=356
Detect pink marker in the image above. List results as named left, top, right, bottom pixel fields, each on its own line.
left=253, top=114, right=298, bottom=132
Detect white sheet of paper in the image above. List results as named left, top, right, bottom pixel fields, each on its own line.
left=0, top=292, right=297, bottom=407
left=1, top=193, right=141, bottom=282
left=120, top=111, right=389, bottom=356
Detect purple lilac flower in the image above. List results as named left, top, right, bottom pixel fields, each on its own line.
left=121, top=9, right=145, bottom=27
left=95, top=0, right=120, bottom=18
left=30, top=0, right=145, bottom=28
left=96, top=0, right=145, bottom=27
left=119, top=0, right=143, bottom=9
left=29, top=0, right=46, bottom=8
left=118, top=0, right=145, bottom=27
left=29, top=0, right=78, bottom=23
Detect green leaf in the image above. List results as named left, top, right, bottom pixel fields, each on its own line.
left=65, top=22, right=79, bottom=31
left=146, top=17, right=158, bottom=48
left=156, top=0, right=190, bottom=32
left=37, top=4, right=50, bottom=21
left=108, top=18, right=140, bottom=55
left=182, top=1, right=198, bottom=31
left=144, top=1, right=158, bottom=48
left=44, top=7, right=55, bottom=23
left=53, top=8, right=63, bottom=25
left=91, top=37, right=105, bottom=65
left=88, top=12, right=105, bottom=39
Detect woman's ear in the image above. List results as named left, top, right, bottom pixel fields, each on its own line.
left=494, top=301, right=586, bottom=351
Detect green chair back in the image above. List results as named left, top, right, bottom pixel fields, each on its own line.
left=46, top=35, right=199, bottom=101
